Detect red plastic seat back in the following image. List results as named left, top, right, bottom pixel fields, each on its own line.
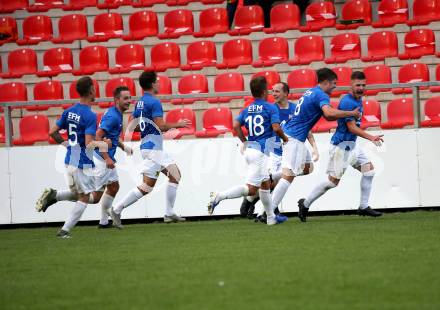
left=198, top=8, right=228, bottom=35
left=366, top=31, right=398, bottom=58
left=362, top=99, right=381, bottom=121
left=329, top=33, right=361, bottom=60
left=269, top=3, right=300, bottom=30
left=304, top=1, right=336, bottom=29
left=252, top=71, right=280, bottom=89
left=221, top=39, right=252, bottom=65
left=257, top=37, right=288, bottom=62
left=340, top=0, right=372, bottom=23
left=105, top=77, right=136, bottom=97
left=387, top=98, right=413, bottom=123
left=0, top=17, right=18, bottom=41
left=115, top=44, right=145, bottom=69
left=186, top=40, right=217, bottom=66
left=78, top=46, right=109, bottom=72
left=22, top=15, right=52, bottom=41
left=178, top=74, right=208, bottom=94
left=92, top=13, right=123, bottom=36
left=287, top=69, right=317, bottom=89
left=214, top=72, right=244, bottom=93
left=19, top=114, right=49, bottom=143
left=34, top=80, right=63, bottom=101
left=157, top=75, right=172, bottom=95
left=0, top=0, right=29, bottom=13
left=57, top=14, right=88, bottom=42
left=150, top=42, right=181, bottom=69
left=424, top=97, right=440, bottom=119
left=128, top=10, right=158, bottom=37
left=165, top=108, right=196, bottom=130
left=398, top=63, right=429, bottom=83
left=0, top=82, right=27, bottom=102
left=203, top=107, right=233, bottom=130
left=402, top=28, right=436, bottom=58
left=7, top=49, right=37, bottom=76
left=294, top=35, right=324, bottom=62
left=364, top=64, right=392, bottom=85
left=42, top=47, right=73, bottom=71
left=377, top=0, right=408, bottom=25
left=334, top=67, right=353, bottom=87
left=412, top=0, right=440, bottom=23
left=163, top=9, right=194, bottom=34
left=233, top=5, right=264, bottom=30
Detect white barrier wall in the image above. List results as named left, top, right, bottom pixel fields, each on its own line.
left=0, top=128, right=439, bottom=225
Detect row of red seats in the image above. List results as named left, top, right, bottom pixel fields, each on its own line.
left=0, top=0, right=224, bottom=13
left=3, top=96, right=440, bottom=145
left=2, top=0, right=440, bottom=47
left=1, top=28, right=439, bottom=79
left=1, top=63, right=439, bottom=111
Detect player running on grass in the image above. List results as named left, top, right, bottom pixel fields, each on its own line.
left=36, top=85, right=133, bottom=229
left=269, top=68, right=361, bottom=216
left=35, top=77, right=111, bottom=238
left=109, top=71, right=191, bottom=228
left=297, top=71, right=383, bottom=222
left=207, top=76, right=289, bottom=226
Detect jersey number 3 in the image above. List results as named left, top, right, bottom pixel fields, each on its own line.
left=245, top=115, right=264, bottom=136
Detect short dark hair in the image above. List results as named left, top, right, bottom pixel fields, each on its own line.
left=113, top=86, right=130, bottom=98
left=76, top=76, right=94, bottom=97
left=250, top=76, right=267, bottom=98
left=280, top=82, right=289, bottom=94
left=139, top=71, right=157, bottom=90
left=316, top=68, right=338, bottom=83
left=351, top=71, right=366, bottom=80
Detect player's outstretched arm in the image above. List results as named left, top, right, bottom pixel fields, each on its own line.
left=307, top=132, right=319, bottom=162
left=322, top=105, right=361, bottom=121
left=118, top=140, right=133, bottom=155
left=346, top=121, right=384, bottom=146
left=95, top=128, right=115, bottom=169
left=49, top=125, right=68, bottom=147
left=272, top=123, right=289, bottom=143
left=153, top=117, right=191, bottom=132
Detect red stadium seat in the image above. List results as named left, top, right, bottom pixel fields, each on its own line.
left=97, top=0, right=132, bottom=9
left=132, top=0, right=166, bottom=7
left=195, top=107, right=233, bottom=138
left=399, top=29, right=436, bottom=60
left=372, top=0, right=408, bottom=28
left=193, top=8, right=228, bottom=37
left=164, top=108, right=196, bottom=138
left=122, top=10, right=158, bottom=41
left=0, top=82, right=27, bottom=110
left=0, top=116, right=5, bottom=143
left=63, top=0, right=97, bottom=11
left=208, top=72, right=244, bottom=104
left=421, top=97, right=440, bottom=127
left=37, top=47, right=73, bottom=77
left=364, top=64, right=392, bottom=95
left=361, top=31, right=398, bottom=62
left=407, top=0, right=440, bottom=26
left=312, top=101, right=338, bottom=132
left=52, top=14, right=88, bottom=44
left=0, top=0, right=29, bottom=13
left=331, top=66, right=352, bottom=98
left=157, top=9, right=194, bottom=39
left=109, top=44, right=145, bottom=74
left=381, top=98, right=414, bottom=129
left=101, top=77, right=136, bottom=108
left=156, top=75, right=172, bottom=102
left=28, top=0, right=63, bottom=12
left=65, top=79, right=100, bottom=109
left=216, top=38, right=252, bottom=69
left=252, top=37, right=289, bottom=68
left=13, top=115, right=49, bottom=146
left=0, top=49, right=37, bottom=78
left=30, top=80, right=63, bottom=111
left=166, top=0, right=195, bottom=6
left=264, top=3, right=300, bottom=34
left=325, top=33, right=361, bottom=64
left=201, top=0, right=224, bottom=4
left=72, top=46, right=109, bottom=76
left=181, top=40, right=217, bottom=71
left=252, top=71, right=280, bottom=89
left=287, top=68, right=316, bottom=99
left=148, top=42, right=180, bottom=72
left=88, top=13, right=123, bottom=42
left=300, top=1, right=336, bottom=32
left=0, top=17, right=17, bottom=45
left=229, top=5, right=264, bottom=36
left=172, top=74, right=208, bottom=105
left=361, top=99, right=381, bottom=129
left=289, top=35, right=324, bottom=65
left=392, top=63, right=429, bottom=94
left=336, top=0, right=372, bottom=30
left=16, top=15, right=52, bottom=45
left=430, top=64, right=440, bottom=92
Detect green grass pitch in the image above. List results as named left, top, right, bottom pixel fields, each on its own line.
left=1, top=211, right=439, bottom=310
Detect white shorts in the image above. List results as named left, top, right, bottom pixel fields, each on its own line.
left=65, top=166, right=96, bottom=195
left=244, top=148, right=270, bottom=187
left=269, top=152, right=282, bottom=175
left=94, top=157, right=119, bottom=192
left=140, top=149, right=175, bottom=179
left=326, top=144, right=370, bottom=179
left=281, top=137, right=312, bottom=176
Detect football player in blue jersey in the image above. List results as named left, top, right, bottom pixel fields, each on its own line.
left=35, top=76, right=111, bottom=238
left=207, top=76, right=289, bottom=226
left=109, top=71, right=191, bottom=228
left=270, top=68, right=361, bottom=217
left=298, top=71, right=384, bottom=221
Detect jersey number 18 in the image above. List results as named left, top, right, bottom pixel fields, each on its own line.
left=245, top=115, right=264, bottom=136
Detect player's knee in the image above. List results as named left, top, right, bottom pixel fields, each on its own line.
left=165, top=165, right=181, bottom=184
left=303, top=163, right=314, bottom=175
left=107, top=182, right=119, bottom=196
left=137, top=182, right=153, bottom=195
left=362, top=169, right=375, bottom=177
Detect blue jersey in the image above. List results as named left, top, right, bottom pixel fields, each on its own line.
left=56, top=103, right=96, bottom=169
left=236, top=98, right=280, bottom=154
left=273, top=101, right=296, bottom=156
left=96, top=106, right=123, bottom=162
left=331, top=94, right=363, bottom=148
left=132, top=92, right=163, bottom=150
left=283, top=86, right=330, bottom=142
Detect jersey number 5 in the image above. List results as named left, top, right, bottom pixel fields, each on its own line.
left=68, top=123, right=78, bottom=146
left=245, top=115, right=264, bottom=136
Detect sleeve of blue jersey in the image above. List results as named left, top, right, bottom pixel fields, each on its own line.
left=85, top=112, right=97, bottom=136
left=318, top=92, right=331, bottom=109
left=99, top=112, right=113, bottom=133
left=151, top=99, right=163, bottom=118
left=56, top=111, right=67, bottom=129
left=269, top=104, right=280, bottom=124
